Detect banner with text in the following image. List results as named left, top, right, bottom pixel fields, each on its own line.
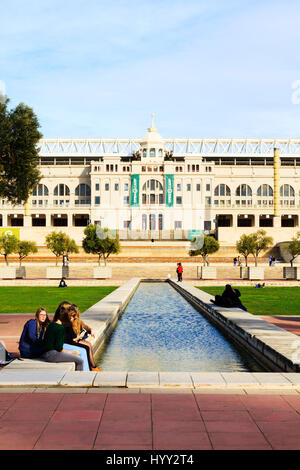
left=165, top=174, right=174, bottom=207
left=130, top=174, right=140, bottom=207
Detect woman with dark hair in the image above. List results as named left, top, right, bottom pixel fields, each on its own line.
left=211, top=284, right=247, bottom=311
left=19, top=307, right=51, bottom=358
left=41, top=304, right=86, bottom=371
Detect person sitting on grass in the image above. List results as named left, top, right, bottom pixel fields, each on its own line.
left=58, top=277, right=67, bottom=288
left=210, top=284, right=247, bottom=311
left=41, top=305, right=88, bottom=371
left=62, top=304, right=101, bottom=372
left=19, top=307, right=51, bottom=359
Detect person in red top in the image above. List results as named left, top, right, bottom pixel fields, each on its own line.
left=176, top=263, right=183, bottom=282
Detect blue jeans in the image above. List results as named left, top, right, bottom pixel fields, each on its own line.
left=63, top=343, right=90, bottom=371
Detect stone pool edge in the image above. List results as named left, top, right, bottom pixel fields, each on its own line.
left=169, top=279, right=300, bottom=373
left=1, top=277, right=300, bottom=389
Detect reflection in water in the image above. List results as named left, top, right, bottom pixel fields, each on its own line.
left=96, top=282, right=265, bottom=372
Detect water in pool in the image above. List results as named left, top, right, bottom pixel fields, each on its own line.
left=96, top=282, right=265, bottom=371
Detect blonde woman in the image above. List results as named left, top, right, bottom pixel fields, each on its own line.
left=64, top=304, right=101, bottom=371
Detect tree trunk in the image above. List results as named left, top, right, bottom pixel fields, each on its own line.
left=56, top=256, right=58, bottom=266
left=98, top=255, right=101, bottom=266
left=245, top=256, right=248, bottom=267
left=5, top=254, right=8, bottom=266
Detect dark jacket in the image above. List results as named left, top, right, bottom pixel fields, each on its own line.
left=19, top=319, right=46, bottom=358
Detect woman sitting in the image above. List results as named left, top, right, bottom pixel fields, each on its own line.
left=41, top=305, right=88, bottom=371
left=19, top=308, right=50, bottom=358
left=62, top=304, right=101, bottom=371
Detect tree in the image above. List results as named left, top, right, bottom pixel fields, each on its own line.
left=236, top=234, right=255, bottom=267
left=287, top=232, right=300, bottom=267
left=249, top=229, right=274, bottom=267
left=45, top=231, right=79, bottom=266
left=0, top=98, right=42, bottom=205
left=0, top=233, right=19, bottom=266
left=82, top=225, right=121, bottom=266
left=16, top=240, right=38, bottom=266
left=189, top=234, right=220, bottom=266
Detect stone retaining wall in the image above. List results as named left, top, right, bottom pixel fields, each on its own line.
left=169, top=280, right=300, bottom=373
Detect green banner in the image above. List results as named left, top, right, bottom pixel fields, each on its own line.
left=165, top=174, right=174, bottom=207
left=130, top=174, right=139, bottom=207
left=0, top=228, right=20, bottom=239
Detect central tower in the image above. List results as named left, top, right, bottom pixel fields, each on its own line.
left=139, top=114, right=165, bottom=159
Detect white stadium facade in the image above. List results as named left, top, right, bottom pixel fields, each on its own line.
left=2, top=116, right=300, bottom=247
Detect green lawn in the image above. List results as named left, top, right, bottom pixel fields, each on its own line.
left=198, top=286, right=300, bottom=316
left=0, top=286, right=117, bottom=314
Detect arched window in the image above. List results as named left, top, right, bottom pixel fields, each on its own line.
left=31, top=184, right=49, bottom=207
left=75, top=184, right=91, bottom=205
left=143, top=149, right=147, bottom=157
left=213, top=184, right=231, bottom=207
left=257, top=184, right=273, bottom=197
left=235, top=184, right=252, bottom=206
left=214, top=184, right=231, bottom=197
left=53, top=184, right=70, bottom=207
left=257, top=184, right=273, bottom=207
left=280, top=184, right=295, bottom=206
left=32, top=184, right=49, bottom=197
left=54, top=184, right=70, bottom=196
left=142, top=179, right=164, bottom=205
left=236, top=184, right=252, bottom=197
left=280, top=184, right=294, bottom=197
left=158, top=149, right=163, bottom=157
left=150, top=148, right=155, bottom=157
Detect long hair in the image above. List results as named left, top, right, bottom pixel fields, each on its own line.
left=53, top=300, right=71, bottom=322
left=67, top=304, right=81, bottom=334
left=35, top=307, right=50, bottom=336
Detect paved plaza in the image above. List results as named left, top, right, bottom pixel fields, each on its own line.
left=1, top=308, right=300, bottom=450
left=1, top=391, right=300, bottom=450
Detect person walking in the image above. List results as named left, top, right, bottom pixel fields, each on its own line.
left=176, top=263, right=183, bottom=282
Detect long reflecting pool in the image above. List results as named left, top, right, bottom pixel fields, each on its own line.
left=96, top=282, right=265, bottom=372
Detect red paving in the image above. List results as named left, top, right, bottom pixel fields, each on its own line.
left=1, top=392, right=300, bottom=449
left=2, top=314, right=300, bottom=450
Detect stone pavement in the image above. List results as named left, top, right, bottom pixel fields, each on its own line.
left=1, top=390, right=300, bottom=449
left=2, top=288, right=300, bottom=450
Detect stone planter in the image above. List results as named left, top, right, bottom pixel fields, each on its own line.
left=46, top=266, right=69, bottom=279
left=197, top=266, right=217, bottom=279
left=0, top=267, right=17, bottom=279
left=239, top=267, right=249, bottom=279
left=16, top=266, right=26, bottom=279
left=240, top=266, right=264, bottom=280
left=283, top=267, right=300, bottom=280
left=93, top=266, right=112, bottom=279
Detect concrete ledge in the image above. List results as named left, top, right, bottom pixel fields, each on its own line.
left=60, top=371, right=97, bottom=387
left=159, top=372, right=193, bottom=388
left=0, top=369, right=67, bottom=387
left=93, top=371, right=127, bottom=387
left=169, top=279, right=300, bottom=373
left=5, top=358, right=75, bottom=371
left=127, top=372, right=159, bottom=388
left=1, top=370, right=300, bottom=389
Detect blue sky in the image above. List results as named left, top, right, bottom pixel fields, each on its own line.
left=1, top=0, right=300, bottom=138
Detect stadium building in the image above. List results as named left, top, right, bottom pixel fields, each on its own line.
left=2, top=116, right=300, bottom=247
